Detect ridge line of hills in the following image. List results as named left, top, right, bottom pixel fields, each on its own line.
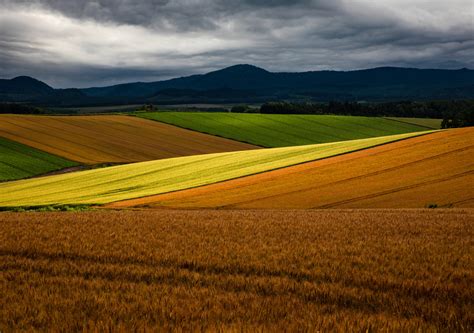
left=1, top=64, right=474, bottom=106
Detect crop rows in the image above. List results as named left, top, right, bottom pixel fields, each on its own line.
left=0, top=114, right=256, bottom=164
left=384, top=117, right=442, bottom=129
left=0, top=137, right=77, bottom=181
left=0, top=131, right=429, bottom=206
left=118, top=128, right=473, bottom=209
left=139, top=112, right=430, bottom=147
left=0, top=209, right=472, bottom=331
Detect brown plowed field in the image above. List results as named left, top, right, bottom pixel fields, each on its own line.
left=0, top=115, right=257, bottom=164
left=111, top=128, right=474, bottom=209
left=0, top=209, right=472, bottom=331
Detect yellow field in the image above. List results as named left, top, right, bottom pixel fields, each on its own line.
left=111, top=128, right=473, bottom=209
left=0, top=131, right=429, bottom=207
left=0, top=114, right=256, bottom=164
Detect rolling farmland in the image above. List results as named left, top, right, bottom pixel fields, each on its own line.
left=112, top=128, right=474, bottom=209
left=1, top=209, right=472, bottom=331
left=0, top=131, right=429, bottom=207
left=1, top=3, right=472, bottom=332
left=0, top=114, right=256, bottom=164
left=0, top=137, right=77, bottom=181
left=139, top=112, right=430, bottom=147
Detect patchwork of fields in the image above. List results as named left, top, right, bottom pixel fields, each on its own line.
left=0, top=109, right=472, bottom=332
left=115, top=127, right=473, bottom=209
left=139, top=112, right=430, bottom=147
left=0, top=136, right=77, bottom=181
left=0, top=131, right=428, bottom=207
left=1, top=209, right=472, bottom=331
left=0, top=114, right=256, bottom=164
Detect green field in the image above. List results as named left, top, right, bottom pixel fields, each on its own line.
left=138, top=112, right=430, bottom=147
left=384, top=117, right=442, bottom=129
left=0, top=137, right=77, bottom=181
left=0, top=131, right=432, bottom=207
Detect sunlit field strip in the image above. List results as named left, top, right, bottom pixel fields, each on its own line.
left=0, top=131, right=432, bottom=206
left=118, top=128, right=472, bottom=209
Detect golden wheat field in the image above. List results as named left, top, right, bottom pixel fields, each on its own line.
left=0, top=114, right=256, bottom=164
left=0, top=209, right=472, bottom=331
left=112, top=127, right=474, bottom=209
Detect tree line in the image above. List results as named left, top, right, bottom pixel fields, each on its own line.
left=254, top=100, right=474, bottom=128
left=1, top=100, right=472, bottom=129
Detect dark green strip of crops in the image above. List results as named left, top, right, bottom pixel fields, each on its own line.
left=139, top=112, right=429, bottom=147
left=0, top=137, right=78, bottom=181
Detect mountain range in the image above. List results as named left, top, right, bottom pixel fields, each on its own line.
left=1, top=65, right=474, bottom=106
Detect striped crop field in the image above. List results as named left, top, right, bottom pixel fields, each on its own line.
left=138, top=112, right=430, bottom=147
left=384, top=117, right=442, bottom=129
left=0, top=137, right=77, bottom=181
left=115, top=128, right=473, bottom=209
left=0, top=114, right=256, bottom=164
left=0, top=131, right=430, bottom=207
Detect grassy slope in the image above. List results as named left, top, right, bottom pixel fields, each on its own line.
left=119, top=128, right=472, bottom=209
left=0, top=131, right=431, bottom=206
left=384, top=117, right=442, bottom=129
left=0, top=137, right=77, bottom=181
left=138, top=112, right=429, bottom=147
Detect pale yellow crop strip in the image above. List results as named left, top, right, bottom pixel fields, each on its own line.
left=1, top=141, right=358, bottom=199
left=1, top=152, right=229, bottom=193
left=0, top=131, right=428, bottom=201
left=0, top=131, right=432, bottom=205
left=0, top=131, right=435, bottom=206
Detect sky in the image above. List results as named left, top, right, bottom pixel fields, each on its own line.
left=0, top=0, right=473, bottom=88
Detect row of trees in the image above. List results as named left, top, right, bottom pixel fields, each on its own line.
left=2, top=100, right=473, bottom=129
left=230, top=105, right=258, bottom=113
left=257, top=100, right=474, bottom=128
left=441, top=109, right=474, bottom=128
left=259, top=100, right=472, bottom=118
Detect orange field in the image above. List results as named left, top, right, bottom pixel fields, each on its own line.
left=111, top=128, right=474, bottom=209
left=0, top=209, right=472, bottom=331
left=0, top=114, right=257, bottom=164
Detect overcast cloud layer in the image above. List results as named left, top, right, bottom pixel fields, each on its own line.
left=0, top=0, right=473, bottom=87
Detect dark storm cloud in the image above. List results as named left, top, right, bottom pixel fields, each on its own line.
left=2, top=0, right=339, bottom=33
left=0, top=0, right=472, bottom=87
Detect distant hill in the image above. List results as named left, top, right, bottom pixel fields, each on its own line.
left=0, top=76, right=86, bottom=105
left=1, top=65, right=474, bottom=106
left=82, top=65, right=474, bottom=102
left=0, top=76, right=54, bottom=101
